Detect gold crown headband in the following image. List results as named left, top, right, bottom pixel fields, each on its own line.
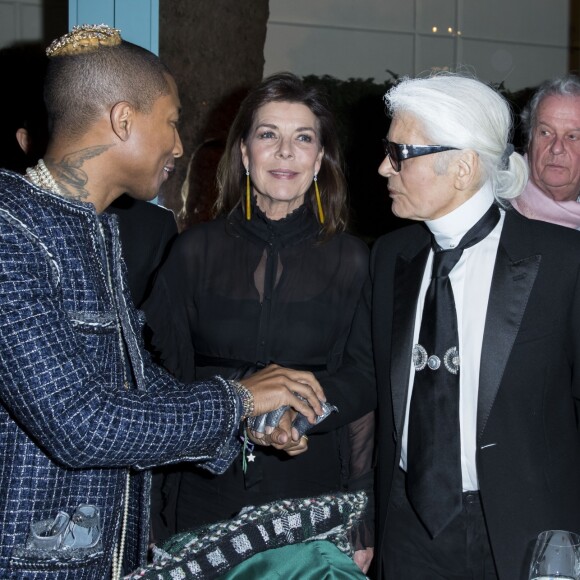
left=46, top=24, right=122, bottom=57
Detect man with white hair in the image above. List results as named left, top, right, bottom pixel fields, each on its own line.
left=372, top=73, right=580, bottom=578
left=512, top=75, right=580, bottom=228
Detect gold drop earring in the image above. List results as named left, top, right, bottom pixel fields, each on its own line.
left=314, top=174, right=325, bottom=224
left=245, top=169, right=251, bottom=220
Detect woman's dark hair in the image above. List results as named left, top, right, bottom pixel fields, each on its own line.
left=215, top=72, right=348, bottom=237
left=0, top=43, right=48, bottom=173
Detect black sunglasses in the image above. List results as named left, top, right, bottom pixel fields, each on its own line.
left=382, top=138, right=459, bottom=172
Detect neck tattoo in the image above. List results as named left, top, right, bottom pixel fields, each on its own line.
left=26, top=159, right=63, bottom=196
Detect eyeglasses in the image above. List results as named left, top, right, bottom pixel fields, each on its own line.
left=382, top=138, right=459, bottom=172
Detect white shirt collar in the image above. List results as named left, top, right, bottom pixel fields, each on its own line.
left=426, top=182, right=496, bottom=250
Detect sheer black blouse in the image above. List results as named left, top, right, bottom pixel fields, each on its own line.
left=144, top=203, right=376, bottom=541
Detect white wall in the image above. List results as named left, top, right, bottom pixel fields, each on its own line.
left=1, top=0, right=570, bottom=91
left=265, top=0, right=570, bottom=90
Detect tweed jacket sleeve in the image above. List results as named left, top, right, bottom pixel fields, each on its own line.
left=0, top=194, right=242, bottom=475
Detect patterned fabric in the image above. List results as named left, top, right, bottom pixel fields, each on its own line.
left=125, top=491, right=367, bottom=579
left=0, top=170, right=243, bottom=579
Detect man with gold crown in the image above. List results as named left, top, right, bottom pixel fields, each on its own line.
left=0, top=25, right=329, bottom=579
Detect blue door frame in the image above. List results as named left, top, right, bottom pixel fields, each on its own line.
left=68, top=0, right=160, bottom=202
left=68, top=0, right=158, bottom=54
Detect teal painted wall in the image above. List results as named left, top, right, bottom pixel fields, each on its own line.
left=68, top=0, right=158, bottom=54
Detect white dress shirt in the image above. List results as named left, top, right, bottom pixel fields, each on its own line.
left=400, top=181, right=505, bottom=491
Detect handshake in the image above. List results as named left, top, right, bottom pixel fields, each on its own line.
left=247, top=395, right=337, bottom=438
left=235, top=364, right=338, bottom=454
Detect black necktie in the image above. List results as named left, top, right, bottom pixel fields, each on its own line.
left=406, top=203, right=500, bottom=538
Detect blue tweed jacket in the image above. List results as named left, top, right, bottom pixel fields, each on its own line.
left=0, top=170, right=242, bottom=578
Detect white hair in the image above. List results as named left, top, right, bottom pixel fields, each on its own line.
left=384, top=73, right=528, bottom=203
left=521, top=74, right=580, bottom=146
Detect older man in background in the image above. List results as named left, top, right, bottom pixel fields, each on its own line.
left=512, top=74, right=580, bottom=228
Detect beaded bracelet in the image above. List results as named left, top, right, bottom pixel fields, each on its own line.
left=231, top=380, right=255, bottom=421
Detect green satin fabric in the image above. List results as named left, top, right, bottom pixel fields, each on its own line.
left=220, top=540, right=366, bottom=579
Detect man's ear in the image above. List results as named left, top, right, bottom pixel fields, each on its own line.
left=111, top=102, right=134, bottom=141
left=454, top=150, right=480, bottom=191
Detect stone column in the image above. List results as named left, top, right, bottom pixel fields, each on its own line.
left=159, top=0, right=269, bottom=230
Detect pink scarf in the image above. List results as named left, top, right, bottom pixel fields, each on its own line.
left=512, top=178, right=580, bottom=230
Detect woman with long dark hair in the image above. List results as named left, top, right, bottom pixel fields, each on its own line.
left=145, top=72, right=376, bottom=572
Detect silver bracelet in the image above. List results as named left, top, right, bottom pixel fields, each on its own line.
left=231, top=380, right=255, bottom=421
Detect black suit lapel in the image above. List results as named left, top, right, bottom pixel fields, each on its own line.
left=391, top=244, right=430, bottom=435
left=477, top=212, right=541, bottom=438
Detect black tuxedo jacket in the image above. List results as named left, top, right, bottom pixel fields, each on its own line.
left=372, top=209, right=580, bottom=579
left=106, top=194, right=177, bottom=308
